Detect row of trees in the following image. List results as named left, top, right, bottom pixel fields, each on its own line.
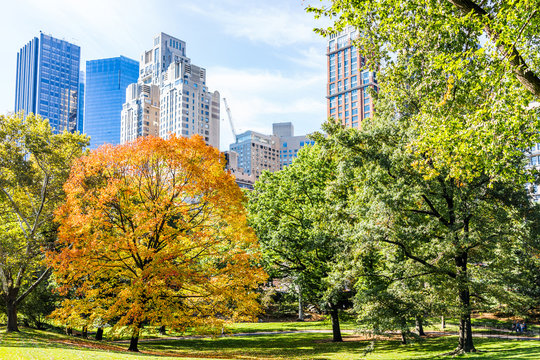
left=0, top=114, right=265, bottom=351
left=248, top=0, right=540, bottom=354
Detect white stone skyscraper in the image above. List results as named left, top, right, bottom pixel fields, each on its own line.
left=120, top=83, right=160, bottom=144
left=121, top=32, right=220, bottom=148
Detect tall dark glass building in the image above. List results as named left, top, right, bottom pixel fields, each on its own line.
left=78, top=71, right=85, bottom=133
left=85, top=56, right=139, bottom=148
left=14, top=33, right=81, bottom=133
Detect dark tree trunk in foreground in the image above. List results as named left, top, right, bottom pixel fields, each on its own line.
left=6, top=293, right=19, bottom=332
left=330, top=303, right=342, bottom=342
left=82, top=326, right=88, bottom=338
left=159, top=325, right=166, bottom=335
left=95, top=327, right=103, bottom=340
left=400, top=330, right=407, bottom=344
left=128, top=328, right=140, bottom=352
left=415, top=316, right=426, bottom=336
left=297, top=284, right=304, bottom=321
left=455, top=252, right=476, bottom=353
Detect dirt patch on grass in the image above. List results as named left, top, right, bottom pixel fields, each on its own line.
left=313, top=331, right=449, bottom=344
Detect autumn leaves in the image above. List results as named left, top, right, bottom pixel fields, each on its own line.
left=46, top=135, right=266, bottom=351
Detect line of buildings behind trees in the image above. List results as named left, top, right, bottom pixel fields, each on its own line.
left=15, top=28, right=539, bottom=194
left=13, top=31, right=319, bottom=189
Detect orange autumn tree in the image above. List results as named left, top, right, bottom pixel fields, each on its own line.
left=47, top=135, right=266, bottom=352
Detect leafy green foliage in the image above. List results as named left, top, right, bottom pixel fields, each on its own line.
left=307, top=0, right=540, bottom=183
left=247, top=145, right=351, bottom=340
left=0, top=112, right=88, bottom=331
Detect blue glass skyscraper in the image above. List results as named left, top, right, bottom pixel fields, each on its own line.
left=14, top=33, right=81, bottom=133
left=84, top=56, right=139, bottom=148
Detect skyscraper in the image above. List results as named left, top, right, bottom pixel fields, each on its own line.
left=78, top=71, right=85, bottom=133
left=85, top=56, right=139, bottom=148
left=121, top=83, right=160, bottom=144
left=160, top=61, right=220, bottom=147
left=15, top=32, right=81, bottom=133
left=121, top=33, right=220, bottom=149
left=327, top=26, right=377, bottom=128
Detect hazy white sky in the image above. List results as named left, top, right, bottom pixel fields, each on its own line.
left=1, top=0, right=329, bottom=150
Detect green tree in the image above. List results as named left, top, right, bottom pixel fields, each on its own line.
left=248, top=145, right=351, bottom=342
left=315, top=95, right=540, bottom=353
left=308, top=0, right=540, bottom=183
left=0, top=112, right=88, bottom=332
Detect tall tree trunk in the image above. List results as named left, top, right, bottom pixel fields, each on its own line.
left=159, top=325, right=166, bottom=335
left=400, top=330, right=407, bottom=344
left=415, top=316, right=426, bottom=336
left=441, top=315, right=446, bottom=330
left=82, top=326, right=88, bottom=338
left=297, top=284, right=304, bottom=321
left=95, top=327, right=103, bottom=341
left=455, top=252, right=476, bottom=353
left=66, top=326, right=73, bottom=336
left=330, top=303, right=342, bottom=342
left=128, top=327, right=140, bottom=352
left=6, top=289, right=19, bottom=332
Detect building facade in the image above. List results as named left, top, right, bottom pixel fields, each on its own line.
left=121, top=33, right=220, bottom=148
left=78, top=71, right=85, bottom=133
left=229, top=130, right=280, bottom=178
left=120, top=83, right=160, bottom=144
left=159, top=61, right=220, bottom=148
left=327, top=26, right=378, bottom=128
left=273, top=122, right=314, bottom=169
left=85, top=56, right=139, bottom=148
left=15, top=32, right=81, bottom=133
left=224, top=151, right=257, bottom=190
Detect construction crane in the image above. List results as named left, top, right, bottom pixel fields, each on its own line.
left=223, top=98, right=237, bottom=140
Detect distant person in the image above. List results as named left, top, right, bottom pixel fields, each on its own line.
left=511, top=321, right=517, bottom=333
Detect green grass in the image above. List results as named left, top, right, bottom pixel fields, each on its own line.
left=102, top=319, right=357, bottom=340
left=1, top=325, right=539, bottom=360
left=227, top=318, right=357, bottom=333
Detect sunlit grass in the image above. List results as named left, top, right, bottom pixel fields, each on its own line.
left=1, top=325, right=539, bottom=360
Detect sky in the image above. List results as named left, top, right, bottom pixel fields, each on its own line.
left=1, top=0, right=330, bottom=150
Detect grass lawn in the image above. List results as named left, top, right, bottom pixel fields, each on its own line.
left=1, top=325, right=539, bottom=360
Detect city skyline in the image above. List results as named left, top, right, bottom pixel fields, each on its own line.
left=1, top=0, right=329, bottom=150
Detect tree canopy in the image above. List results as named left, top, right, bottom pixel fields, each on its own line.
left=308, top=0, right=540, bottom=182
left=0, top=112, right=88, bottom=332
left=47, top=135, right=266, bottom=351
left=248, top=145, right=351, bottom=342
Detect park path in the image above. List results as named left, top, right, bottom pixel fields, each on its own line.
left=115, top=328, right=540, bottom=343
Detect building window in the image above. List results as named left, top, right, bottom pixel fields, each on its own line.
left=351, top=75, right=357, bottom=88
left=362, top=71, right=370, bottom=85
left=329, top=96, right=336, bottom=107
left=329, top=83, right=336, bottom=95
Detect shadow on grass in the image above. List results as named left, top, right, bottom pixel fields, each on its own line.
left=141, top=333, right=367, bottom=359
left=1, top=327, right=539, bottom=360
left=0, top=328, right=162, bottom=358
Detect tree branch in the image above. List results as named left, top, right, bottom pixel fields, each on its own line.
left=16, top=267, right=51, bottom=304
left=447, top=0, right=540, bottom=97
